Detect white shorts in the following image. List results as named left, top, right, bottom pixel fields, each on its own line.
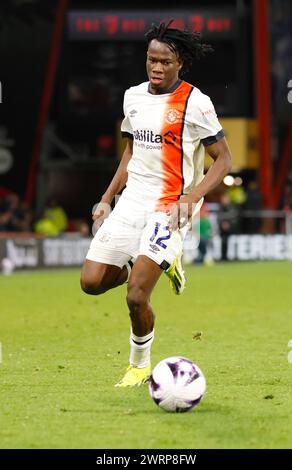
left=86, top=211, right=189, bottom=270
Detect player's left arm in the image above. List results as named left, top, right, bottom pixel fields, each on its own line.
left=168, top=137, right=232, bottom=230
left=190, top=137, right=232, bottom=202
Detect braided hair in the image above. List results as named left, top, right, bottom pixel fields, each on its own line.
left=145, top=20, right=213, bottom=74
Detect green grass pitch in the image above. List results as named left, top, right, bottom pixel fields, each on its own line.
left=1, top=261, right=292, bottom=449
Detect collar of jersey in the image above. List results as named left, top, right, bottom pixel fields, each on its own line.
left=147, top=79, right=182, bottom=96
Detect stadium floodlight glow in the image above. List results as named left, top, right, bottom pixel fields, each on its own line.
left=223, top=175, right=234, bottom=186
left=234, top=176, right=243, bottom=186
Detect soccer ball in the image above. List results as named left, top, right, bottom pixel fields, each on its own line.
left=149, top=356, right=206, bottom=413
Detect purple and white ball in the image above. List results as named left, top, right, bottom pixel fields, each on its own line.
left=149, top=357, right=206, bottom=413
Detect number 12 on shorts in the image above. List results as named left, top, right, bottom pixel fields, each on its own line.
left=149, top=222, right=171, bottom=249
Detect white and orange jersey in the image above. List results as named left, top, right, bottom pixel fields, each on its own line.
left=117, top=80, right=223, bottom=223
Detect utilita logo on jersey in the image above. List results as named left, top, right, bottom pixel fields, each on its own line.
left=133, top=129, right=177, bottom=145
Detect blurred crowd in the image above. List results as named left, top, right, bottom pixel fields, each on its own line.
left=282, top=183, right=292, bottom=213
left=0, top=192, right=32, bottom=232
left=1, top=180, right=292, bottom=239
left=0, top=188, right=90, bottom=237
left=193, top=179, right=292, bottom=263
left=218, top=180, right=292, bottom=237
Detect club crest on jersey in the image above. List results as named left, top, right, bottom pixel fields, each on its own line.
left=165, top=109, right=180, bottom=124
left=98, top=232, right=111, bottom=243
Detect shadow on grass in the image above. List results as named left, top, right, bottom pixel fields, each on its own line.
left=59, top=401, right=232, bottom=416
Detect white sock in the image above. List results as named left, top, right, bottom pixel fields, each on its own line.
left=129, top=329, right=154, bottom=368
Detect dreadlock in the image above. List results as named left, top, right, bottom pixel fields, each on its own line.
left=145, top=20, right=213, bottom=75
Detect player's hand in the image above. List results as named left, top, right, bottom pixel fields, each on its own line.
left=167, top=194, right=201, bottom=232
left=92, top=201, right=111, bottom=231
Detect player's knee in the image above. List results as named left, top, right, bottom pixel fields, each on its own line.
left=80, top=275, right=105, bottom=295
left=127, top=286, right=148, bottom=313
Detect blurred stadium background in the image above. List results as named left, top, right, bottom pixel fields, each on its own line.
left=0, top=0, right=292, bottom=267
left=1, top=0, right=292, bottom=450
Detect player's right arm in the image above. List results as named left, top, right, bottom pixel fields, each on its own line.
left=92, top=139, right=133, bottom=223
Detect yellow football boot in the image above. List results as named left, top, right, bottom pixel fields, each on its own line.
left=114, top=364, right=151, bottom=388
left=165, top=256, right=186, bottom=295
